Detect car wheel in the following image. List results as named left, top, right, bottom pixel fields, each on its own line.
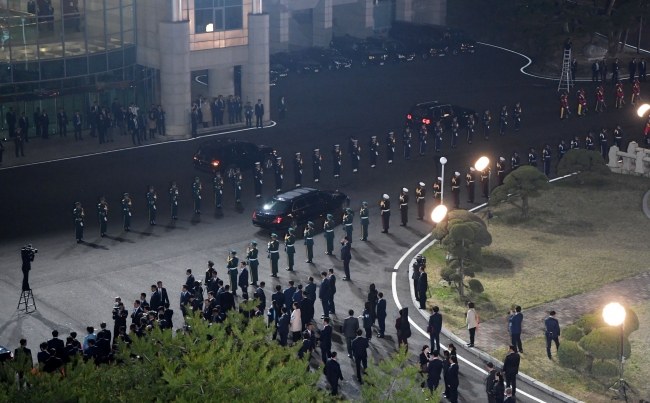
left=452, top=49, right=459, bottom=56
left=421, top=53, right=429, bottom=61
left=264, top=156, right=274, bottom=170
left=225, top=164, right=237, bottom=178
left=361, top=60, right=367, bottom=67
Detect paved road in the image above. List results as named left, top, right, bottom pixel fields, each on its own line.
left=2, top=43, right=636, bottom=401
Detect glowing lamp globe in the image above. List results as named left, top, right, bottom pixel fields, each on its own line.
left=475, top=156, right=489, bottom=172
left=440, top=157, right=447, bottom=165
left=637, top=104, right=650, bottom=118
left=602, top=302, right=626, bottom=327
left=431, top=205, right=448, bottom=223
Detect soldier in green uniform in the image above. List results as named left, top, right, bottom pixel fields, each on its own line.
left=342, top=207, right=354, bottom=245
left=122, top=192, right=132, bottom=231
left=304, top=221, right=315, bottom=263
left=227, top=250, right=239, bottom=296
left=97, top=196, right=108, bottom=237
left=268, top=234, right=280, bottom=277
left=73, top=201, right=84, bottom=243
left=213, top=172, right=224, bottom=209
left=359, top=202, right=369, bottom=241
left=169, top=182, right=179, bottom=219
left=284, top=228, right=296, bottom=271
left=323, top=214, right=335, bottom=255
left=274, top=156, right=284, bottom=193
left=415, top=182, right=426, bottom=220
left=192, top=176, right=202, bottom=214
left=253, top=162, right=263, bottom=198
left=247, top=241, right=259, bottom=286
left=312, top=149, right=322, bottom=183
left=146, top=185, right=157, bottom=225
left=233, top=167, right=242, bottom=203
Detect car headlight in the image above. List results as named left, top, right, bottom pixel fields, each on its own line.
left=368, top=55, right=374, bottom=60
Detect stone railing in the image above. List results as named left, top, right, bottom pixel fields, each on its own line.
left=607, top=142, right=650, bottom=177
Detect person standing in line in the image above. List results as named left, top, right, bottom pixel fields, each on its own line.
left=122, top=192, right=132, bottom=231
left=359, top=201, right=369, bottom=241
left=290, top=302, right=302, bottom=344
left=57, top=108, right=67, bottom=137
left=247, top=241, right=259, bottom=286
left=19, top=112, right=29, bottom=142
left=485, top=362, right=496, bottom=403
left=504, top=388, right=515, bottom=403
left=446, top=355, right=460, bottom=403
left=327, top=268, right=337, bottom=316
left=493, top=371, right=506, bottom=403
left=312, top=148, right=322, bottom=182
left=169, top=181, right=179, bottom=220
left=192, top=176, right=202, bottom=214
left=323, top=214, right=335, bottom=255
left=97, top=196, right=108, bottom=237
left=284, top=228, right=296, bottom=272
left=244, top=101, right=253, bottom=127
left=324, top=350, right=344, bottom=395
left=278, top=96, right=286, bottom=120
left=544, top=310, right=561, bottom=359
left=466, top=301, right=478, bottom=347
left=332, top=144, right=342, bottom=178
left=351, top=328, right=369, bottom=383
left=268, top=233, right=280, bottom=278
left=341, top=236, right=352, bottom=281
left=503, top=345, right=520, bottom=397
left=13, top=128, right=24, bottom=157
left=376, top=292, right=386, bottom=338
left=386, top=131, right=396, bottom=163
left=73, top=202, right=84, bottom=243
left=428, top=306, right=442, bottom=353
left=5, top=106, right=16, bottom=138
left=416, top=266, right=428, bottom=309
left=157, top=105, right=166, bottom=136
left=380, top=194, right=390, bottom=233
left=254, top=98, right=264, bottom=128
left=319, top=271, right=331, bottom=319
left=359, top=302, right=372, bottom=341
left=426, top=350, right=444, bottom=397
left=213, top=171, right=224, bottom=209
left=508, top=305, right=523, bottom=353
left=40, top=110, right=50, bottom=139
left=304, top=221, right=315, bottom=264
left=341, top=309, right=359, bottom=358
left=639, top=58, right=647, bottom=82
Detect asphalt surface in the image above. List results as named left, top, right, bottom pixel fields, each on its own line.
left=2, top=43, right=641, bottom=401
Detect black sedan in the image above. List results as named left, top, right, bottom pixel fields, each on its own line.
left=270, top=63, right=289, bottom=77
left=252, top=188, right=349, bottom=235
left=330, top=36, right=388, bottom=67
left=365, top=37, right=415, bottom=62
left=271, top=52, right=322, bottom=74
left=303, top=47, right=352, bottom=70
left=406, top=101, right=475, bottom=130
left=193, top=139, right=277, bottom=177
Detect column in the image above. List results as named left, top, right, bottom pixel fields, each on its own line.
left=332, top=0, right=373, bottom=39
left=268, top=0, right=289, bottom=53
left=158, top=20, right=191, bottom=138
left=208, top=67, right=235, bottom=98
left=313, top=0, right=332, bottom=48
left=395, top=0, right=413, bottom=22
left=241, top=12, right=270, bottom=123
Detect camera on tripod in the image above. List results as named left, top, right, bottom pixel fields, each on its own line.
left=21, top=245, right=37, bottom=262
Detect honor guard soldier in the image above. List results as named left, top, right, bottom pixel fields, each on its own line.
left=192, top=176, right=202, bottom=214
left=294, top=152, right=303, bottom=186
left=513, top=102, right=522, bottom=131
left=450, top=117, right=459, bottom=148
left=482, top=110, right=491, bottom=140
left=146, top=185, right=157, bottom=225
left=304, top=222, right=315, bottom=263
left=585, top=132, right=595, bottom=150
left=595, top=86, right=605, bottom=114
left=632, top=79, right=641, bottom=105
left=227, top=250, right=239, bottom=296
left=466, top=113, right=475, bottom=144
left=451, top=173, right=461, bottom=209
left=499, top=105, right=508, bottom=135
left=528, top=148, right=538, bottom=167
left=274, top=157, right=284, bottom=192
left=543, top=144, right=552, bottom=176
left=576, top=89, right=588, bottom=116
left=399, top=188, right=409, bottom=226
left=213, top=172, right=224, bottom=209
left=434, top=121, right=443, bottom=152
left=415, top=182, right=426, bottom=220
left=268, top=234, right=280, bottom=277
left=312, top=149, right=322, bottom=182
left=122, top=192, right=132, bottom=231
left=350, top=140, right=360, bottom=172
left=613, top=125, right=623, bottom=149
left=418, top=123, right=427, bottom=156
left=332, top=144, right=342, bottom=177
left=511, top=152, right=521, bottom=171
left=570, top=135, right=580, bottom=150
left=73, top=202, right=84, bottom=243
left=97, top=196, right=108, bottom=237
left=284, top=228, right=296, bottom=271
left=402, top=127, right=412, bottom=160
left=247, top=241, right=259, bottom=286
left=466, top=168, right=475, bottom=203
left=169, top=182, right=179, bottom=219
left=480, top=169, right=489, bottom=199
left=380, top=194, right=390, bottom=233
left=599, top=128, right=609, bottom=159
left=342, top=207, right=354, bottom=244
left=615, top=82, right=625, bottom=108
left=497, top=157, right=506, bottom=186
left=324, top=214, right=335, bottom=254
left=386, top=132, right=396, bottom=163
left=369, top=136, right=379, bottom=167
left=560, top=93, right=570, bottom=120
left=253, top=162, right=263, bottom=198
left=359, top=202, right=369, bottom=240
left=558, top=140, right=568, bottom=160
left=233, top=168, right=242, bottom=203
left=432, top=178, right=442, bottom=204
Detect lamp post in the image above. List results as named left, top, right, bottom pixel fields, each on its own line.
left=475, top=156, right=490, bottom=198
left=440, top=157, right=447, bottom=205
left=637, top=104, right=650, bottom=117
left=603, top=302, right=630, bottom=402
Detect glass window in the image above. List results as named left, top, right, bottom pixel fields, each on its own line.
left=194, top=9, right=213, bottom=34
left=41, top=59, right=65, bottom=79
left=0, top=84, right=15, bottom=95
left=123, top=30, right=134, bottom=46
left=108, top=50, right=123, bottom=70
left=86, top=11, right=105, bottom=37
left=122, top=5, right=134, bottom=31
left=13, top=61, right=40, bottom=82
left=214, top=9, right=224, bottom=30
left=194, top=0, right=242, bottom=33
left=224, top=6, right=242, bottom=30
left=64, top=39, right=87, bottom=57
left=0, top=63, right=11, bottom=84
left=225, top=0, right=242, bottom=6
left=107, top=32, right=122, bottom=49
left=38, top=36, right=65, bottom=60
left=196, top=0, right=214, bottom=8
left=106, top=8, right=121, bottom=34
left=89, top=53, right=107, bottom=73
left=88, top=37, right=107, bottom=54
left=106, top=0, right=121, bottom=8
left=124, top=45, right=136, bottom=65
left=66, top=57, right=88, bottom=76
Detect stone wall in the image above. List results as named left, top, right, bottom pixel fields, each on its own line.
left=607, top=142, right=650, bottom=177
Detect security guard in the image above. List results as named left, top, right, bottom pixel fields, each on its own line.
left=169, top=182, right=179, bottom=219
left=323, top=214, right=335, bottom=254
left=543, top=144, right=552, bottom=176
left=480, top=169, right=489, bottom=199
left=613, top=125, right=623, bottom=149
left=451, top=173, right=461, bottom=209
left=432, top=177, right=442, bottom=205
left=73, top=201, right=84, bottom=243
left=466, top=113, right=475, bottom=144
left=192, top=176, right=202, bottom=214
left=284, top=228, right=296, bottom=271
left=268, top=234, right=280, bottom=277
left=528, top=148, right=538, bottom=167
left=227, top=250, right=239, bottom=296
left=205, top=260, right=216, bottom=285
left=304, top=222, right=315, bottom=263
left=513, top=102, right=522, bottom=131
left=418, top=123, right=427, bottom=156
left=415, top=182, right=426, bottom=220
left=332, top=144, right=342, bottom=177
left=380, top=194, right=390, bottom=233
left=122, top=192, right=132, bottom=231
left=214, top=172, right=224, bottom=209
left=599, top=128, right=609, bottom=159
left=399, top=188, right=409, bottom=226
left=274, top=156, right=284, bottom=192
left=386, top=132, right=396, bottom=164
left=499, top=105, right=508, bottom=135
left=253, top=162, right=263, bottom=198
left=450, top=117, right=459, bottom=148
left=558, top=140, right=567, bottom=160
left=342, top=207, right=354, bottom=244
left=359, top=202, right=369, bottom=240
left=247, top=241, right=259, bottom=286
left=497, top=157, right=506, bottom=186
left=482, top=110, right=491, bottom=140
left=433, top=121, right=443, bottom=152
left=312, top=149, right=322, bottom=182
left=466, top=168, right=475, bottom=203
left=570, top=135, right=580, bottom=150
left=369, top=136, right=379, bottom=168
left=402, top=127, right=412, bottom=160
left=585, top=132, right=595, bottom=150
left=146, top=185, right=157, bottom=225
left=350, top=139, right=360, bottom=173
left=97, top=196, right=108, bottom=237
left=233, top=167, right=242, bottom=203
left=511, top=152, right=521, bottom=171
left=294, top=152, right=303, bottom=187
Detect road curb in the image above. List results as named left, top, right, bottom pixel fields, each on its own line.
left=643, top=189, right=650, bottom=219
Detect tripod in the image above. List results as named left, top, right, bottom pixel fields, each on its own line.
left=16, top=289, right=37, bottom=314
left=609, top=325, right=635, bottom=402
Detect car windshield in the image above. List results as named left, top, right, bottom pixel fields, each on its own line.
left=262, top=199, right=289, bottom=212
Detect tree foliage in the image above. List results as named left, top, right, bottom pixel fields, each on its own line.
left=579, top=326, right=631, bottom=361
left=489, top=166, right=551, bottom=218
left=556, top=149, right=610, bottom=185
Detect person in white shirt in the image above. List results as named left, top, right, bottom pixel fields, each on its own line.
left=466, top=301, right=478, bottom=347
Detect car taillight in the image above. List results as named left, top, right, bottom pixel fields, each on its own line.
left=193, top=156, right=198, bottom=160
left=212, top=160, right=219, bottom=167
left=407, top=114, right=412, bottom=120
left=273, top=216, right=283, bottom=224
left=252, top=212, right=257, bottom=219
left=423, top=119, right=430, bottom=124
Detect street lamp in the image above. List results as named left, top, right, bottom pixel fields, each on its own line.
left=637, top=104, right=650, bottom=118
left=440, top=157, right=447, bottom=205
left=431, top=205, right=448, bottom=223
left=603, top=302, right=630, bottom=403
left=475, top=156, right=490, bottom=199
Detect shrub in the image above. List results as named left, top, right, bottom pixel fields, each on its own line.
left=468, top=279, right=484, bottom=294
left=579, top=327, right=631, bottom=360
left=591, top=361, right=619, bottom=378
left=557, top=341, right=587, bottom=369
left=562, top=325, right=584, bottom=342
left=624, top=307, right=639, bottom=336
left=576, top=313, right=606, bottom=335
left=440, top=267, right=456, bottom=283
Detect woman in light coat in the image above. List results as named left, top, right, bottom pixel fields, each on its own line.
left=201, top=100, right=212, bottom=128
left=290, top=302, right=302, bottom=344
left=466, top=301, right=478, bottom=347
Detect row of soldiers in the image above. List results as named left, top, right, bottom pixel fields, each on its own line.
left=561, top=79, right=642, bottom=119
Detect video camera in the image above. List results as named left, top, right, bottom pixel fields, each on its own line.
left=21, top=245, right=37, bottom=262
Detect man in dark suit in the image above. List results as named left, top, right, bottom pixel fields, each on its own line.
left=300, top=291, right=314, bottom=329
left=150, top=285, right=162, bottom=311
left=277, top=307, right=290, bottom=346
left=504, top=388, right=516, bottom=403
left=485, top=362, right=496, bottom=403
left=180, top=285, right=192, bottom=307
left=254, top=282, right=266, bottom=311
left=18, top=112, right=29, bottom=142
left=163, top=303, right=174, bottom=328
left=427, top=350, right=444, bottom=392
left=97, top=322, right=111, bottom=345
left=185, top=269, right=195, bottom=291
left=447, top=356, right=460, bottom=403
left=376, top=292, right=387, bottom=338
left=324, top=351, right=344, bottom=395
left=503, top=345, right=520, bottom=397
left=417, top=266, right=428, bottom=309
left=319, top=271, right=331, bottom=319
left=428, top=306, right=443, bottom=353
left=283, top=280, right=296, bottom=310
left=47, top=330, right=65, bottom=359
left=238, top=262, right=249, bottom=298
left=43, top=348, right=63, bottom=373
left=341, top=309, right=360, bottom=358
left=131, top=300, right=143, bottom=325
left=37, top=342, right=50, bottom=365
left=508, top=306, right=524, bottom=353
left=351, top=328, right=369, bottom=383
left=5, top=107, right=16, bottom=137
left=319, top=317, right=332, bottom=363
left=298, top=331, right=313, bottom=360
left=57, top=108, right=68, bottom=137
left=156, top=281, right=170, bottom=307
left=14, top=339, right=32, bottom=369
left=544, top=310, right=561, bottom=359
left=305, top=276, right=316, bottom=302
left=220, top=285, right=235, bottom=312
left=254, top=98, right=264, bottom=128
left=82, top=340, right=99, bottom=363
left=328, top=269, right=337, bottom=315
left=341, top=237, right=352, bottom=280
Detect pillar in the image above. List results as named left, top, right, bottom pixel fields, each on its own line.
left=268, top=0, right=289, bottom=53
left=208, top=67, right=235, bottom=98
left=313, top=0, right=332, bottom=48
left=395, top=0, right=412, bottom=22
left=159, top=20, right=191, bottom=138
left=333, top=0, right=373, bottom=39
left=241, top=12, right=270, bottom=123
